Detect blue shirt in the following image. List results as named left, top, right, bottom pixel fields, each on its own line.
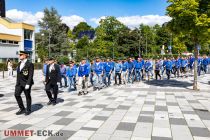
left=144, top=61, right=152, bottom=71
left=104, top=62, right=113, bottom=73
left=181, top=59, right=188, bottom=68
left=43, top=63, right=48, bottom=76
left=60, top=66, right=66, bottom=75
left=127, top=61, right=134, bottom=71
left=66, top=66, right=77, bottom=77
left=202, top=58, right=208, bottom=66
left=115, top=63, right=122, bottom=73
left=175, top=60, right=181, bottom=68
left=155, top=62, right=161, bottom=70
left=93, top=62, right=104, bottom=75
left=165, top=60, right=172, bottom=70
left=135, top=61, right=143, bottom=69
left=122, top=62, right=128, bottom=72
left=78, top=64, right=89, bottom=77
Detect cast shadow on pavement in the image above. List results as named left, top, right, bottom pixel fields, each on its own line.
left=145, top=79, right=193, bottom=89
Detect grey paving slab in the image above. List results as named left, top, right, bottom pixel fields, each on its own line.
left=189, top=127, right=210, bottom=137
left=116, top=122, right=136, bottom=131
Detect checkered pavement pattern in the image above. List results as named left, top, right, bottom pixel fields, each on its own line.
left=0, top=70, right=210, bottom=140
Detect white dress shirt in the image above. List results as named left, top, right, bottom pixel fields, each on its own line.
left=20, top=59, right=27, bottom=71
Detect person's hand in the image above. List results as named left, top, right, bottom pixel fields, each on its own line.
left=25, top=85, right=30, bottom=90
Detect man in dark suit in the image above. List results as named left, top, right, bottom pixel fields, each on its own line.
left=15, top=51, right=34, bottom=115
left=45, top=57, right=61, bottom=105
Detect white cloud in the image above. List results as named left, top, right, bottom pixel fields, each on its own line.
left=90, top=15, right=172, bottom=28
left=61, top=15, right=86, bottom=29
left=90, top=16, right=106, bottom=25
left=6, top=9, right=44, bottom=26
left=6, top=9, right=86, bottom=30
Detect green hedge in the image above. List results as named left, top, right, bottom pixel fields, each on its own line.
left=0, top=63, right=43, bottom=71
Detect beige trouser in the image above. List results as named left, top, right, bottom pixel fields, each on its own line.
left=78, top=77, right=88, bottom=92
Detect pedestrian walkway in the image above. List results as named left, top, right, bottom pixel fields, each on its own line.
left=0, top=70, right=210, bottom=140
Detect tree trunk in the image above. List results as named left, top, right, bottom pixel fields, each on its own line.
left=193, top=43, right=199, bottom=90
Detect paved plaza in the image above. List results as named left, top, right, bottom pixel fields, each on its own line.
left=0, top=70, right=210, bottom=140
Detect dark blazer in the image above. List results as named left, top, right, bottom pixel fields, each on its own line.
left=16, top=60, right=34, bottom=86
left=45, top=64, right=61, bottom=85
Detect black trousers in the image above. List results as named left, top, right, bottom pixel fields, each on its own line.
left=45, top=82, right=58, bottom=102
left=115, top=73, right=121, bottom=84
left=155, top=70, right=161, bottom=80
left=166, top=69, right=171, bottom=79
left=15, top=85, right=32, bottom=111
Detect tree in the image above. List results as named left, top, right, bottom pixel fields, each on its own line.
left=167, top=0, right=210, bottom=90
left=38, top=7, right=69, bottom=57
left=72, top=22, right=94, bottom=39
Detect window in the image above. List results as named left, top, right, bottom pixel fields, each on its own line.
left=24, top=30, right=33, bottom=40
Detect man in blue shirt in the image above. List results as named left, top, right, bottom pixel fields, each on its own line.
left=144, top=59, right=152, bottom=81
left=155, top=59, right=161, bottom=80
left=93, top=57, right=104, bottom=90
left=66, top=61, right=77, bottom=92
left=60, top=63, right=68, bottom=88
left=121, top=59, right=128, bottom=84
left=114, top=59, right=122, bottom=85
left=78, top=58, right=89, bottom=96
left=165, top=58, right=172, bottom=80
left=135, top=58, right=143, bottom=82
left=127, top=58, right=135, bottom=83
left=181, top=57, right=188, bottom=77
left=174, top=57, right=181, bottom=78
left=104, top=58, right=113, bottom=87
left=202, top=55, right=208, bottom=74
left=197, top=56, right=202, bottom=76
left=189, top=55, right=194, bottom=74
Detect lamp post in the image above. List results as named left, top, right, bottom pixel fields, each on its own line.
left=138, top=29, right=142, bottom=57
left=48, top=30, right=51, bottom=57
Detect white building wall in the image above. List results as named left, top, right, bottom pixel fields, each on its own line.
left=0, top=24, right=22, bottom=36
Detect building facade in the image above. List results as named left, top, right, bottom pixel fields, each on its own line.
left=0, top=17, right=35, bottom=63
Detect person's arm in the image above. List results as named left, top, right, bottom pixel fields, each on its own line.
left=26, top=63, right=34, bottom=87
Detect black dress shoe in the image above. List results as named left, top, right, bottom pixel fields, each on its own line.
left=52, top=101, right=56, bottom=106
left=78, top=92, right=82, bottom=96
left=25, top=110, right=31, bottom=116
left=47, top=101, right=52, bottom=105
left=16, top=109, right=25, bottom=115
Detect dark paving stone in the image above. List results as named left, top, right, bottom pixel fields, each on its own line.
left=140, top=111, right=154, bottom=115
left=138, top=95, right=147, bottom=97
left=95, top=104, right=107, bottom=108
left=188, top=100, right=199, bottom=103
left=9, top=124, right=31, bottom=130
left=92, top=116, right=108, bottom=121
left=117, top=105, right=130, bottom=110
left=116, top=122, right=136, bottom=131
left=138, top=116, right=154, bottom=123
left=107, top=97, right=117, bottom=100
left=103, top=108, right=115, bottom=111
left=152, top=136, right=172, bottom=140
left=182, top=111, right=196, bottom=114
left=47, top=130, right=76, bottom=140
left=166, top=102, right=179, bottom=106
left=64, top=102, right=78, bottom=106
left=195, top=110, right=210, bottom=120
left=169, top=118, right=187, bottom=125
left=54, top=118, right=74, bottom=125
left=54, top=111, right=72, bottom=117
left=175, top=96, right=185, bottom=99
left=1, top=107, right=17, bottom=112
left=80, top=127, right=98, bottom=131
left=155, top=106, right=168, bottom=111
left=144, top=101, right=155, bottom=105
left=189, top=127, right=210, bottom=137
left=84, top=99, right=95, bottom=102
left=82, top=105, right=93, bottom=109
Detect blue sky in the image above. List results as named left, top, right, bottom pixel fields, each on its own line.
left=5, top=0, right=171, bottom=29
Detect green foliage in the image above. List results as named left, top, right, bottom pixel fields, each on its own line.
left=57, top=56, right=70, bottom=65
